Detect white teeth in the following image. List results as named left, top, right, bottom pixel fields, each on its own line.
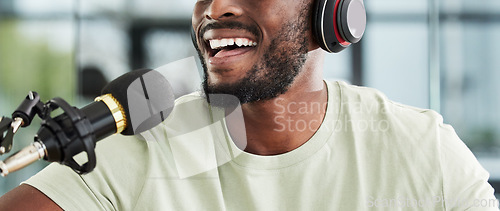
left=220, top=39, right=228, bottom=46
left=242, top=39, right=249, bottom=46
left=209, top=38, right=257, bottom=50
left=209, top=40, right=221, bottom=49
left=235, top=38, right=244, bottom=47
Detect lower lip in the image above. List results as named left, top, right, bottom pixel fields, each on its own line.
left=208, top=47, right=255, bottom=66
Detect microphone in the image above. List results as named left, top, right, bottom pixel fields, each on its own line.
left=0, top=69, right=175, bottom=176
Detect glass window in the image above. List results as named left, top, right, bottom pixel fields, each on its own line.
left=363, top=0, right=500, bottom=196
left=0, top=0, right=75, bottom=195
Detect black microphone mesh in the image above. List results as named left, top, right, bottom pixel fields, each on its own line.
left=101, top=69, right=175, bottom=135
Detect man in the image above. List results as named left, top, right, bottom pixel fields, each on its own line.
left=0, top=0, right=498, bottom=210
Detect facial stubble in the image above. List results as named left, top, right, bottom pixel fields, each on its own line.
left=197, top=6, right=311, bottom=106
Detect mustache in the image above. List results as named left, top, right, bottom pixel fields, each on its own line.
left=199, top=21, right=260, bottom=39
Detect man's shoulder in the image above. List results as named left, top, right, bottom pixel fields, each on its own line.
left=333, top=80, right=442, bottom=124
left=330, top=80, right=449, bottom=153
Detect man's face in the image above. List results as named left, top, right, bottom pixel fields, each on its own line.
left=192, top=0, right=314, bottom=104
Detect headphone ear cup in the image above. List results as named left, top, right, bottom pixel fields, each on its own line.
left=312, top=0, right=331, bottom=52
left=312, top=0, right=366, bottom=53
left=313, top=0, right=350, bottom=53
left=337, top=0, right=366, bottom=44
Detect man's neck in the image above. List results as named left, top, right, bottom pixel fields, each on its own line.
left=226, top=49, right=327, bottom=155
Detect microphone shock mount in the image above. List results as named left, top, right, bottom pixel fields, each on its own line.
left=0, top=91, right=102, bottom=176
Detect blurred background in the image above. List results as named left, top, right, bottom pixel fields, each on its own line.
left=0, top=0, right=499, bottom=199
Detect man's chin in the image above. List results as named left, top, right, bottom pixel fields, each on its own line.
left=203, top=80, right=243, bottom=103
left=206, top=67, right=251, bottom=85
left=203, top=78, right=288, bottom=106
left=203, top=79, right=244, bottom=105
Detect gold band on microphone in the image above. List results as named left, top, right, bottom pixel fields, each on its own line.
left=94, top=94, right=126, bottom=134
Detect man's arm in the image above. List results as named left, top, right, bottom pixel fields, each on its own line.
left=0, top=184, right=62, bottom=211
left=439, top=123, right=499, bottom=210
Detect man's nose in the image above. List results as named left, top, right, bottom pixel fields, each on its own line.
left=205, top=0, right=243, bottom=20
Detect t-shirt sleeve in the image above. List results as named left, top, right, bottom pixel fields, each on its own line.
left=23, top=163, right=110, bottom=210
left=439, top=123, right=499, bottom=210
left=22, top=134, right=151, bottom=211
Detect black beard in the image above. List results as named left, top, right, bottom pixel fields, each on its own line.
left=196, top=6, right=310, bottom=107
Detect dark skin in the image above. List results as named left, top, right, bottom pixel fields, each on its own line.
left=0, top=0, right=327, bottom=208
left=193, top=0, right=327, bottom=155
left=0, top=184, right=63, bottom=210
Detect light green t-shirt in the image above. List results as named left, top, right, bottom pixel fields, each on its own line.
left=25, top=81, right=498, bottom=210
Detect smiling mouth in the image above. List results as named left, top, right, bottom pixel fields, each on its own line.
left=207, top=38, right=258, bottom=58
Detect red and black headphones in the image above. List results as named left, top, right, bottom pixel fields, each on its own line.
left=191, top=0, right=366, bottom=54
left=313, top=0, right=367, bottom=53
